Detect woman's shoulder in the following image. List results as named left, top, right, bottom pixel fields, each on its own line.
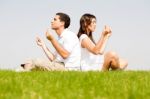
left=79, top=34, right=88, bottom=41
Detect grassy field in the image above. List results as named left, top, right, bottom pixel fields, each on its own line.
left=0, top=70, right=150, bottom=99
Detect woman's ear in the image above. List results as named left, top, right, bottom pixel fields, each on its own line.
left=84, top=22, right=87, bottom=27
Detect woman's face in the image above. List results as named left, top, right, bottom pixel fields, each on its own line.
left=87, top=18, right=96, bottom=32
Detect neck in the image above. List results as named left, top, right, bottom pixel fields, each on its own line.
left=86, top=29, right=90, bottom=36
left=55, top=27, right=65, bottom=36
left=85, top=28, right=91, bottom=35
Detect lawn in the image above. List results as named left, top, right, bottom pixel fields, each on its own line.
left=0, top=70, right=150, bottom=99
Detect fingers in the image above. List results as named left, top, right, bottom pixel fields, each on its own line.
left=108, top=26, right=112, bottom=33
left=36, top=37, right=39, bottom=42
left=36, top=36, right=39, bottom=41
left=46, top=28, right=51, bottom=35
left=46, top=28, right=54, bottom=41
left=36, top=36, right=43, bottom=46
left=105, top=25, right=109, bottom=30
left=45, top=30, right=50, bottom=39
left=104, top=25, right=112, bottom=33
left=45, top=29, right=48, bottom=36
left=36, top=36, right=41, bottom=42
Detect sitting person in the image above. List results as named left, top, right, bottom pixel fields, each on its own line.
left=20, top=12, right=81, bottom=71
left=77, top=13, right=128, bottom=71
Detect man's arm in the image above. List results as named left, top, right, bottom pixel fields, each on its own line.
left=36, top=37, right=55, bottom=61
left=46, top=31, right=70, bottom=59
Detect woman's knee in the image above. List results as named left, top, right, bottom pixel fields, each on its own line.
left=105, top=51, right=118, bottom=59
left=119, top=59, right=128, bottom=68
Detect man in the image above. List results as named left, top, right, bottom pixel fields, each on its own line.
left=20, top=12, right=81, bottom=71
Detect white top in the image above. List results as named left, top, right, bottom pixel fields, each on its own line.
left=79, top=34, right=104, bottom=71
left=54, top=29, right=81, bottom=70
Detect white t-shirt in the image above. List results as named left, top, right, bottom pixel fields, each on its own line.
left=79, top=34, right=104, bottom=71
left=54, top=29, right=81, bottom=70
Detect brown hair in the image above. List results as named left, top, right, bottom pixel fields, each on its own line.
left=56, top=12, right=70, bottom=28
left=77, top=13, right=96, bottom=43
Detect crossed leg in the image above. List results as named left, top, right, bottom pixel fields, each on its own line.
left=102, top=51, right=128, bottom=71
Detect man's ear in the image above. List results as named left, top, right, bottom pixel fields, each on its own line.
left=61, top=21, right=65, bottom=26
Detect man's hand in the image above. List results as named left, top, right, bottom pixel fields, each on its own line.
left=46, top=28, right=54, bottom=41
left=102, top=25, right=112, bottom=38
left=36, top=36, right=55, bottom=61
left=36, top=36, right=45, bottom=47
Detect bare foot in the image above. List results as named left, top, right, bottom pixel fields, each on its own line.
left=119, top=59, right=128, bottom=70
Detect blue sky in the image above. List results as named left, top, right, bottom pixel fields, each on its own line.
left=0, top=0, right=150, bottom=70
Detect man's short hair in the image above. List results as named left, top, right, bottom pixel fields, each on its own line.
left=56, top=12, right=70, bottom=28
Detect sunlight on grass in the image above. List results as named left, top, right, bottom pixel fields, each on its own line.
left=0, top=70, right=150, bottom=99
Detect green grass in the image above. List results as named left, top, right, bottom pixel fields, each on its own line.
left=0, top=70, right=150, bottom=99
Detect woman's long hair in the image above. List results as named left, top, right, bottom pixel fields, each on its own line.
left=77, top=13, right=96, bottom=44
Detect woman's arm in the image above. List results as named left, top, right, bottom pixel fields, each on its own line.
left=81, top=26, right=111, bottom=55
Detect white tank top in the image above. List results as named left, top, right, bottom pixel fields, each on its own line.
left=79, top=34, right=104, bottom=71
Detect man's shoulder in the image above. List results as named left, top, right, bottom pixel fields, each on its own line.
left=63, top=29, right=77, bottom=37
left=64, top=29, right=74, bottom=34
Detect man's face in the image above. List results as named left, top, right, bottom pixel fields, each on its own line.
left=51, top=15, right=64, bottom=30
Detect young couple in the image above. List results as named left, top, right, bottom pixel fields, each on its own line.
left=20, top=12, right=128, bottom=71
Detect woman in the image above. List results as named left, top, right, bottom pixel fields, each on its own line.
left=77, top=13, right=128, bottom=71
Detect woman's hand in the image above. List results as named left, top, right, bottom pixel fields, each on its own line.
left=102, top=25, right=112, bottom=38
